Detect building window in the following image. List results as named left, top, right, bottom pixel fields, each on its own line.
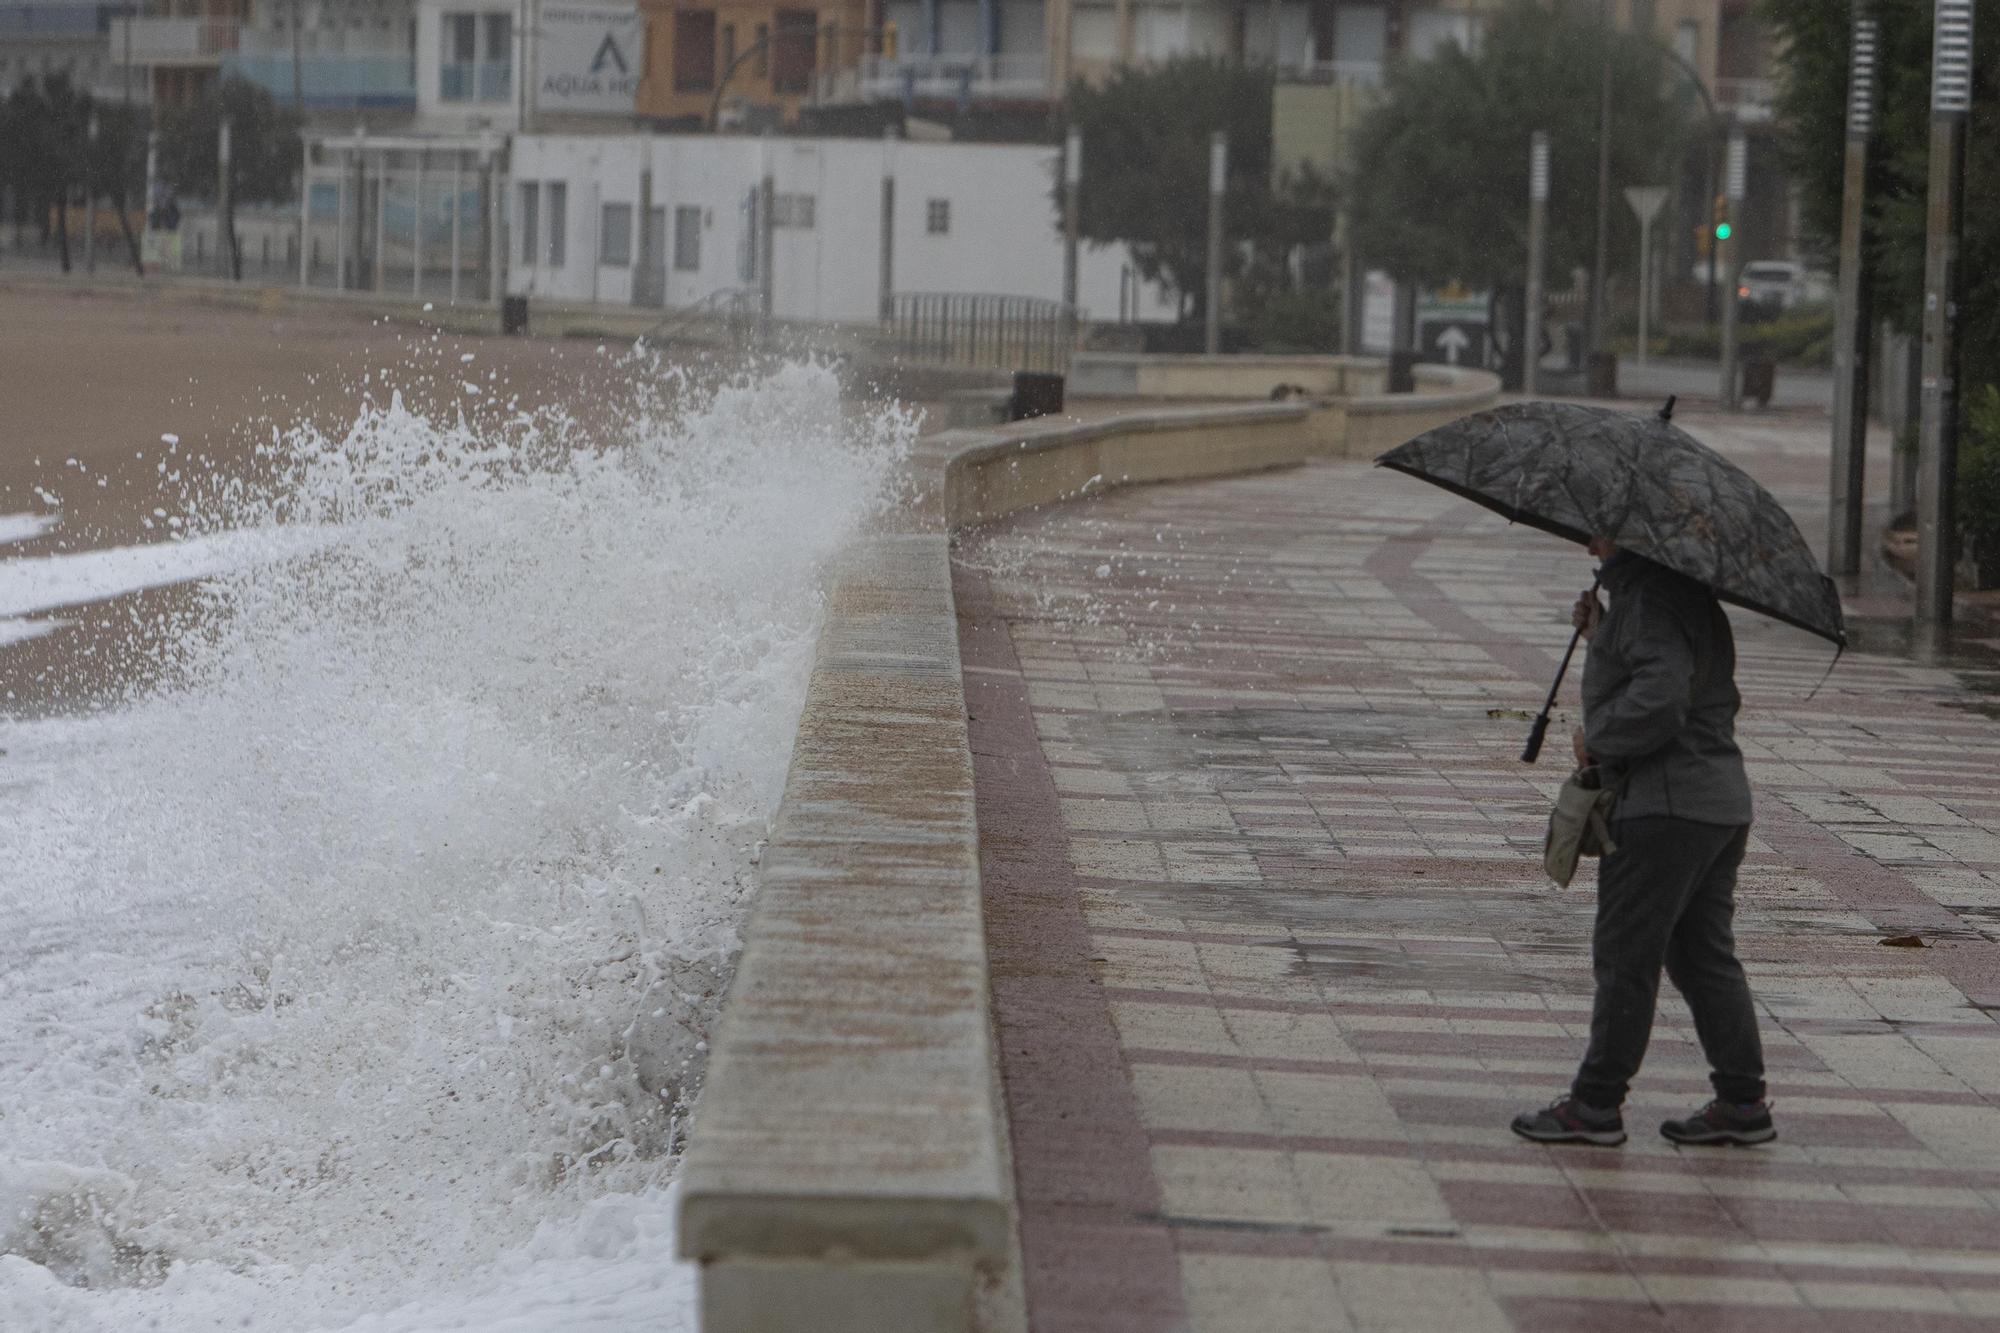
left=519, top=181, right=539, bottom=264
left=926, top=198, right=949, bottom=235
left=546, top=181, right=567, bottom=266
left=771, top=9, right=816, bottom=94
left=674, top=10, right=717, bottom=92
left=441, top=10, right=510, bottom=102
left=673, top=205, right=702, bottom=271
left=600, top=202, right=632, bottom=266
left=773, top=193, right=815, bottom=229
left=482, top=13, right=512, bottom=100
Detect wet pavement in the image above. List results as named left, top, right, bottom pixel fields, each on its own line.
left=955, top=405, right=2000, bottom=1332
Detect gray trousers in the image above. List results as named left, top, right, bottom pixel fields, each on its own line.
left=1571, top=817, right=1767, bottom=1108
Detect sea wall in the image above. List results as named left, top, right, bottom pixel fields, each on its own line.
left=675, top=364, right=1499, bottom=1332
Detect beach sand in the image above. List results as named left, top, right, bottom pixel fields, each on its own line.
left=0, top=283, right=678, bottom=712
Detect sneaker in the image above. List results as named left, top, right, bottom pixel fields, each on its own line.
left=1660, top=1098, right=1776, bottom=1146
left=1510, top=1096, right=1626, bottom=1146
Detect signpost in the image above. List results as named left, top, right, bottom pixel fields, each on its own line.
left=1623, top=185, right=1669, bottom=367
left=1829, top=2, right=1878, bottom=578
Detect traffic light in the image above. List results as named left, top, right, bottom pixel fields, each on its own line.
left=1711, top=195, right=1731, bottom=242
left=1715, top=221, right=1732, bottom=241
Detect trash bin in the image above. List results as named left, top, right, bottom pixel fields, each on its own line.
left=1740, top=354, right=1776, bottom=408
left=1009, top=370, right=1065, bottom=422
left=1586, top=350, right=1618, bottom=399
left=1388, top=350, right=1419, bottom=394
left=501, top=296, right=529, bottom=336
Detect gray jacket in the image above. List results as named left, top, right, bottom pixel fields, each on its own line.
left=1582, top=553, right=1752, bottom=826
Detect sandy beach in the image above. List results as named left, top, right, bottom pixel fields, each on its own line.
left=0, top=283, right=686, bottom=711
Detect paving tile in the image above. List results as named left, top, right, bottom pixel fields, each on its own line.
left=965, top=417, right=2000, bottom=1332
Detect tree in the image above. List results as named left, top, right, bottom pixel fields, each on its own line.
left=158, top=76, right=303, bottom=280
left=1763, top=0, right=2000, bottom=396
left=1346, top=1, right=1692, bottom=298
left=1065, top=57, right=1336, bottom=328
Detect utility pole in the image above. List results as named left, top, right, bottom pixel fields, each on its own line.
left=1205, top=130, right=1226, bottom=355
left=1828, top=2, right=1878, bottom=578
left=1585, top=0, right=1612, bottom=360
left=1718, top=125, right=1745, bottom=409
left=1524, top=130, right=1549, bottom=396
left=1915, top=0, right=1973, bottom=639
left=758, top=150, right=775, bottom=339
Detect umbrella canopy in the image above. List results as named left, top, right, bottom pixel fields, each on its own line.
left=1378, top=401, right=1845, bottom=647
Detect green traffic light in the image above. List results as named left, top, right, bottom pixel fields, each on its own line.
left=1715, top=222, right=1732, bottom=240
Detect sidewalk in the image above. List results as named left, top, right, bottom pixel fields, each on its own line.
left=955, top=406, right=2000, bottom=1332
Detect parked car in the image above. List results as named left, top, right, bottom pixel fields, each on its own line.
left=1737, top=260, right=1807, bottom=321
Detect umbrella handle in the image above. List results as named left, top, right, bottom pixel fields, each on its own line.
left=1521, top=713, right=1552, bottom=764
left=1521, top=576, right=1600, bottom=765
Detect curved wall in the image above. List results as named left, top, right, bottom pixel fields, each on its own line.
left=675, top=364, right=1500, bottom=1333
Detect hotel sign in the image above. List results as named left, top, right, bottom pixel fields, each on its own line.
left=537, top=2, right=642, bottom=114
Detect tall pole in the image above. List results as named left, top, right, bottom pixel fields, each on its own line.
left=1624, top=187, right=1667, bottom=367
left=1718, top=125, right=1745, bottom=410
left=84, top=112, right=99, bottom=274
left=1204, top=130, right=1226, bottom=355
left=217, top=115, right=234, bottom=280
left=1915, top=0, right=1973, bottom=639
left=1524, top=130, right=1548, bottom=397
left=1062, top=126, right=1080, bottom=313
left=1585, top=0, right=1612, bottom=359
left=143, top=128, right=157, bottom=273
left=298, top=139, right=312, bottom=288
left=879, top=126, right=896, bottom=324
left=758, top=156, right=775, bottom=337
left=1828, top=3, right=1878, bottom=577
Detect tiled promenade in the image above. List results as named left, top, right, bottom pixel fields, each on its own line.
left=954, top=407, right=2000, bottom=1332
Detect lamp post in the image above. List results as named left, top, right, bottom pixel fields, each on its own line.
left=1524, top=131, right=1549, bottom=397
left=1915, top=0, right=1973, bottom=640
left=85, top=112, right=99, bottom=274
left=1828, top=2, right=1878, bottom=578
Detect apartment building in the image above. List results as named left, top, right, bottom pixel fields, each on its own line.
left=632, top=0, right=870, bottom=127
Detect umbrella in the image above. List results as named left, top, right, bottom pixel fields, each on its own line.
left=1377, top=397, right=1844, bottom=762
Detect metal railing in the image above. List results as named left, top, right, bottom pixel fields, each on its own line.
left=884, top=292, right=1074, bottom=374
left=643, top=286, right=762, bottom=342
left=1275, top=57, right=1385, bottom=87
left=820, top=53, right=1048, bottom=104
left=221, top=52, right=416, bottom=108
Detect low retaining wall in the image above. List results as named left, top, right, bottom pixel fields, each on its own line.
left=676, top=367, right=1498, bottom=1332
left=1070, top=350, right=1386, bottom=400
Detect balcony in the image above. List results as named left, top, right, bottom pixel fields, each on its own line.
left=816, top=53, right=1049, bottom=106
left=439, top=59, right=512, bottom=104
left=221, top=52, right=416, bottom=109
left=0, top=4, right=119, bottom=40
left=106, top=15, right=236, bottom=65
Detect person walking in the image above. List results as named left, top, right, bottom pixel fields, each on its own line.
left=1508, top=537, right=1776, bottom=1148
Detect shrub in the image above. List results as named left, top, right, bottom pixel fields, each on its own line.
left=1963, top=384, right=2000, bottom=589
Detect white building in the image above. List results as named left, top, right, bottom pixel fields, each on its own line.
left=507, top=133, right=1172, bottom=324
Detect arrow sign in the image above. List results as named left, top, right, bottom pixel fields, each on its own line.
left=1624, top=185, right=1669, bottom=223
left=1436, top=325, right=1471, bottom=364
